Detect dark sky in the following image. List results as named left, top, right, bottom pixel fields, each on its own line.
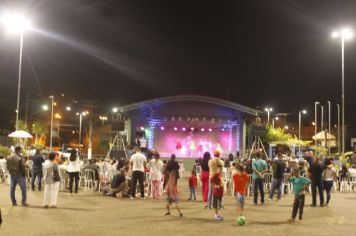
left=1, top=0, right=356, bottom=129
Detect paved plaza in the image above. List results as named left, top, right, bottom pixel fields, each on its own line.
left=0, top=174, right=355, bottom=236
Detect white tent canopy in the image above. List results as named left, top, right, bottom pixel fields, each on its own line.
left=8, top=130, right=33, bottom=139
left=312, top=131, right=336, bottom=141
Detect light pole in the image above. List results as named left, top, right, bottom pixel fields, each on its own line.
left=332, top=28, right=353, bottom=154
left=77, top=111, right=88, bottom=147
left=1, top=12, right=31, bottom=130
left=298, top=110, right=307, bottom=158
left=49, top=96, right=54, bottom=152
left=337, top=104, right=341, bottom=154
left=264, top=107, right=273, bottom=124
left=272, top=117, right=279, bottom=128
left=314, top=101, right=320, bottom=141
left=327, top=101, right=331, bottom=155
left=321, top=105, right=324, bottom=132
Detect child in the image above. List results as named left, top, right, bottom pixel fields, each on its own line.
left=188, top=170, right=197, bottom=201
left=288, top=168, right=311, bottom=222
left=232, top=164, right=250, bottom=217
left=211, top=165, right=224, bottom=221
left=165, top=171, right=183, bottom=218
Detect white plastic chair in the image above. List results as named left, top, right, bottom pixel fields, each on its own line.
left=83, top=169, right=96, bottom=192
left=348, top=173, right=356, bottom=192
left=263, top=173, right=272, bottom=192
left=282, top=173, right=292, bottom=195
left=247, top=174, right=254, bottom=196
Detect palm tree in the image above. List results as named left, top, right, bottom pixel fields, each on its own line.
left=32, top=122, right=49, bottom=145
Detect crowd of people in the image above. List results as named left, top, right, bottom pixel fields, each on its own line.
left=1, top=145, right=356, bottom=225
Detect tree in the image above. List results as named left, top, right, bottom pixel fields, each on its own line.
left=31, top=122, right=49, bottom=145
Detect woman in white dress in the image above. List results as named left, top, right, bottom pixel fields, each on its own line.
left=149, top=153, right=163, bottom=199
left=43, top=153, right=60, bottom=208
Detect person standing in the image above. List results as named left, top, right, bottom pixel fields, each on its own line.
left=149, top=152, right=163, bottom=199
left=211, top=165, right=224, bottom=221
left=43, top=153, right=60, bottom=208
left=207, top=151, right=224, bottom=209
left=31, top=149, right=45, bottom=191
left=269, top=154, right=286, bottom=201
left=165, top=154, right=180, bottom=183
left=165, top=171, right=183, bottom=218
left=232, top=164, right=250, bottom=217
left=67, top=150, right=81, bottom=196
left=322, top=161, right=337, bottom=206
left=130, top=148, right=147, bottom=199
left=200, top=152, right=210, bottom=203
left=188, top=170, right=197, bottom=201
left=7, top=146, right=28, bottom=206
left=252, top=152, right=268, bottom=206
left=288, top=168, right=311, bottom=222
left=308, top=156, right=324, bottom=207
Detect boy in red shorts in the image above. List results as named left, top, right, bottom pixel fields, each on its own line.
left=232, top=164, right=250, bottom=217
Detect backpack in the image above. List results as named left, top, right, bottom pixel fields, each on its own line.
left=52, top=164, right=60, bottom=182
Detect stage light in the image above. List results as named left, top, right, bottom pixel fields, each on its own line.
left=190, top=127, right=195, bottom=131
left=174, top=127, right=178, bottom=131
left=221, top=128, right=225, bottom=132
left=182, top=127, right=186, bottom=131
left=208, top=128, right=212, bottom=132
left=160, top=126, right=165, bottom=131
left=140, top=126, right=144, bottom=131
left=201, top=128, right=205, bottom=132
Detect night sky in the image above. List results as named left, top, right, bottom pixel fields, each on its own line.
left=1, top=0, right=356, bottom=130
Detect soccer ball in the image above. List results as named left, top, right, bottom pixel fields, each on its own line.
left=236, top=216, right=246, bottom=226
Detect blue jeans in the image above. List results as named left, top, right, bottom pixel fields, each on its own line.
left=253, top=178, right=264, bottom=204
left=269, top=178, right=282, bottom=200
left=10, top=175, right=27, bottom=205
left=31, top=170, right=43, bottom=190
left=189, top=187, right=196, bottom=200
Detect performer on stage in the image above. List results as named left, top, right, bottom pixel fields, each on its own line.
left=215, top=141, right=223, bottom=156
left=176, top=139, right=182, bottom=153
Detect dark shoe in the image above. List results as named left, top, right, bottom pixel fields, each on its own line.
left=299, top=217, right=303, bottom=220
left=22, top=203, right=29, bottom=207
left=165, top=212, right=171, bottom=216
left=12, top=203, right=18, bottom=206
left=43, top=205, right=49, bottom=209
left=179, top=213, right=183, bottom=218
left=310, top=204, right=316, bottom=207
left=31, top=188, right=35, bottom=191
left=320, top=204, right=324, bottom=207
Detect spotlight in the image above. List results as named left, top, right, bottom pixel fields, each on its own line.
left=140, top=126, right=145, bottom=131
left=208, top=128, right=212, bottom=132
left=190, top=127, right=195, bottom=131
left=174, top=127, right=178, bottom=131
left=182, top=127, right=186, bottom=131
left=221, top=128, right=225, bottom=132
left=201, top=128, right=205, bottom=132
left=160, top=126, right=165, bottom=131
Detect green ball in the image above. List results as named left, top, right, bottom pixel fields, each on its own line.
left=236, top=216, right=246, bottom=226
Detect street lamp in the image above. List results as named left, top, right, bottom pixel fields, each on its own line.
left=332, top=28, right=353, bottom=154
left=314, top=101, right=320, bottom=140
left=1, top=12, right=32, bottom=130
left=99, top=116, right=108, bottom=125
left=337, top=104, right=341, bottom=153
left=327, top=101, right=331, bottom=155
left=264, top=107, right=273, bottom=124
left=49, top=96, right=54, bottom=152
left=272, top=117, right=279, bottom=128
left=66, top=106, right=71, bottom=111
left=76, top=111, right=88, bottom=148
left=298, top=110, right=307, bottom=158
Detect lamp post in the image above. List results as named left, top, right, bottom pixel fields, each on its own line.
left=314, top=101, right=320, bottom=141
left=327, top=101, right=331, bottom=155
left=77, top=111, right=88, bottom=149
left=1, top=12, right=31, bottom=130
left=264, top=107, right=273, bottom=124
left=49, top=96, right=54, bottom=152
left=321, top=105, right=324, bottom=132
left=272, top=117, right=279, bottom=128
left=298, top=110, right=307, bottom=158
left=332, top=28, right=353, bottom=154
left=337, top=104, right=341, bottom=154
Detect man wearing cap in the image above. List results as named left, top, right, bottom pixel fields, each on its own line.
left=6, top=146, right=29, bottom=206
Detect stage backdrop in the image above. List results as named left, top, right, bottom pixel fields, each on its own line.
left=152, top=127, right=237, bottom=158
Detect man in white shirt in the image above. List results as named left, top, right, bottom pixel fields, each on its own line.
left=130, top=148, right=147, bottom=199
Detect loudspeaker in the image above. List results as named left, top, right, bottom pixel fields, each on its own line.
left=112, top=121, right=125, bottom=131
left=252, top=124, right=266, bottom=136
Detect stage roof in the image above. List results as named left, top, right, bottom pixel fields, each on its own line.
left=121, top=95, right=259, bottom=116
